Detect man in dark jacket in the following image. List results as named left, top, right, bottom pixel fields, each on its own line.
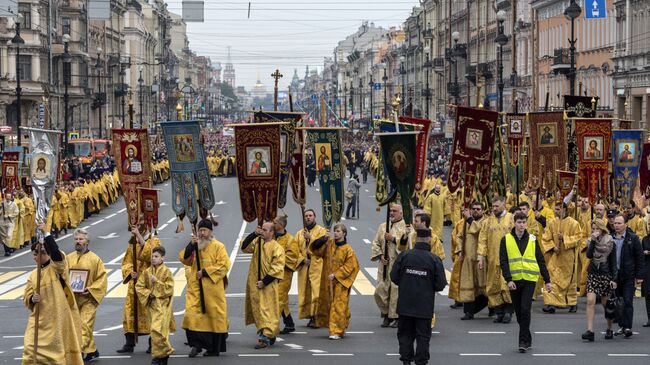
left=611, top=214, right=645, bottom=337
left=500, top=211, right=551, bottom=353
left=391, top=228, right=447, bottom=365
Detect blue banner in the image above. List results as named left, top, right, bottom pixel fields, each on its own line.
left=611, top=129, right=643, bottom=204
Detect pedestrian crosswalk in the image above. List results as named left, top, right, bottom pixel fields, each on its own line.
left=0, top=266, right=381, bottom=300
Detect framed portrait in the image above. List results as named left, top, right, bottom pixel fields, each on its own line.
left=510, top=119, right=523, bottom=134
left=246, top=146, right=271, bottom=177
left=280, top=132, right=288, bottom=164
left=618, top=141, right=636, bottom=164
left=121, top=143, right=143, bottom=175
left=465, top=128, right=483, bottom=150
left=32, top=154, right=50, bottom=180
left=69, top=269, right=89, bottom=293
left=537, top=123, right=558, bottom=147
left=144, top=198, right=154, bottom=212
left=315, top=143, right=333, bottom=172
left=6, top=165, right=15, bottom=177
left=173, top=134, right=196, bottom=163
left=583, top=136, right=604, bottom=161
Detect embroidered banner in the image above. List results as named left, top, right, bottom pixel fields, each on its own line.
left=112, top=128, right=153, bottom=226
left=640, top=143, right=650, bottom=197
left=557, top=170, right=578, bottom=197
left=378, top=131, right=418, bottom=224
left=447, top=107, right=498, bottom=204
left=25, top=128, right=61, bottom=229
left=1, top=151, right=20, bottom=191
left=564, top=95, right=599, bottom=118
left=612, top=129, right=643, bottom=204
left=398, top=116, right=432, bottom=190
left=290, top=128, right=306, bottom=206
left=376, top=119, right=418, bottom=204
left=527, top=112, right=567, bottom=191
left=575, top=119, right=611, bottom=204
left=305, top=128, right=345, bottom=228
left=233, top=123, right=282, bottom=223
left=160, top=121, right=215, bottom=224
left=253, top=111, right=303, bottom=208
left=138, top=187, right=159, bottom=230
left=506, top=113, right=526, bottom=167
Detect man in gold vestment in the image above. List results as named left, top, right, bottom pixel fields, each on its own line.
left=273, top=215, right=300, bottom=334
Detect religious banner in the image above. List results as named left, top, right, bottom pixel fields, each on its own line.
left=376, top=119, right=418, bottom=204
left=618, top=119, right=633, bottom=130
left=378, top=131, right=418, bottom=224
left=611, top=129, right=643, bottom=204
left=233, top=123, right=282, bottom=223
left=527, top=112, right=567, bottom=191
left=505, top=113, right=526, bottom=167
left=447, top=107, right=498, bottom=203
left=25, top=127, right=61, bottom=230
left=557, top=170, right=578, bottom=197
left=490, top=124, right=507, bottom=199
left=640, top=143, right=650, bottom=197
left=564, top=95, right=599, bottom=118
left=290, top=128, right=306, bottom=206
left=253, top=111, right=303, bottom=208
left=1, top=151, right=20, bottom=191
left=575, top=119, right=611, bottom=204
left=138, top=187, right=160, bottom=230
left=305, top=128, right=345, bottom=228
left=161, top=121, right=215, bottom=225
left=112, top=128, right=153, bottom=226
left=398, top=116, right=431, bottom=189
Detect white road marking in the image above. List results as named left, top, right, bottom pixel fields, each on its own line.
left=98, top=233, right=119, bottom=240
left=0, top=272, right=31, bottom=295
left=284, top=344, right=303, bottom=349
left=90, top=219, right=104, bottom=226
left=160, top=202, right=167, bottom=206
left=363, top=239, right=371, bottom=244
left=215, top=200, right=227, bottom=205
left=228, top=220, right=248, bottom=278
left=386, top=353, right=399, bottom=356
left=350, top=226, right=357, bottom=231
left=468, top=331, right=506, bottom=334
left=431, top=331, right=440, bottom=334
left=108, top=253, right=125, bottom=264
left=81, top=226, right=91, bottom=230
left=532, top=354, right=576, bottom=357
left=95, top=355, right=131, bottom=359
left=167, top=217, right=176, bottom=224
left=313, top=353, right=354, bottom=356
left=346, top=331, right=373, bottom=334
left=0, top=249, right=32, bottom=264
left=59, top=233, right=72, bottom=240
left=2, top=335, right=23, bottom=338
left=309, top=349, right=326, bottom=353
left=164, top=184, right=169, bottom=187
left=96, top=324, right=123, bottom=332
left=12, top=346, right=23, bottom=350
left=607, top=354, right=649, bottom=357
left=365, top=267, right=378, bottom=281
left=226, top=293, right=246, bottom=298
left=228, top=332, right=242, bottom=335
left=316, top=189, right=320, bottom=192
left=105, top=213, right=117, bottom=219
left=341, top=217, right=346, bottom=221
left=158, top=223, right=168, bottom=231
left=365, top=189, right=369, bottom=192
left=118, top=208, right=127, bottom=213
left=239, top=354, right=279, bottom=357
left=459, top=353, right=502, bottom=356
left=535, top=331, right=573, bottom=334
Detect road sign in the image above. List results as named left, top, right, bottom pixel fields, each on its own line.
left=373, top=83, right=381, bottom=91
left=38, top=104, right=45, bottom=128
left=69, top=132, right=79, bottom=140
left=585, top=0, right=606, bottom=19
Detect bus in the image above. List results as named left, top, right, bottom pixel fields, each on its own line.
left=68, top=138, right=112, bottom=172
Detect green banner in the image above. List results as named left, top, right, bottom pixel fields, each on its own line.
left=378, top=132, right=418, bottom=224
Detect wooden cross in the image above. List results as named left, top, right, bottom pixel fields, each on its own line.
left=272, top=69, right=283, bottom=111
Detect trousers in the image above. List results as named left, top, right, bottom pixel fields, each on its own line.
left=397, top=315, right=431, bottom=365
left=510, top=280, right=536, bottom=346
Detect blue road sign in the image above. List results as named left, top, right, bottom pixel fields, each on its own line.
left=585, top=0, right=606, bottom=19
left=373, top=83, right=381, bottom=91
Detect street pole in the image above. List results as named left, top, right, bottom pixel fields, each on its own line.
left=382, top=68, right=388, bottom=118
left=564, top=0, right=581, bottom=96
left=496, top=10, right=508, bottom=113
left=96, top=48, right=103, bottom=138
left=358, top=78, right=363, bottom=119
left=368, top=76, right=374, bottom=121
left=138, top=67, right=144, bottom=128
left=120, top=64, right=126, bottom=127
left=12, top=14, right=24, bottom=147
left=63, top=34, right=71, bottom=149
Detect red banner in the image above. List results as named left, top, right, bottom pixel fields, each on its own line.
left=575, top=119, right=611, bottom=204
left=1, top=152, right=20, bottom=191
left=398, top=116, right=432, bottom=189
left=640, top=143, right=650, bottom=197
left=506, top=113, right=526, bottom=167
left=290, top=129, right=306, bottom=206
left=527, top=112, right=567, bottom=191
left=557, top=170, right=577, bottom=197
left=138, top=187, right=159, bottom=230
left=447, top=107, right=498, bottom=203
left=112, top=129, right=152, bottom=227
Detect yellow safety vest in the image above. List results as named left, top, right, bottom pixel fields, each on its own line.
left=505, top=233, right=540, bottom=282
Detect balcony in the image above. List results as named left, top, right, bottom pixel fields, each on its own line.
left=465, top=65, right=477, bottom=84
left=479, top=62, right=493, bottom=80
left=433, top=57, right=445, bottom=73
left=551, top=48, right=571, bottom=73
left=495, top=0, right=511, bottom=10
left=423, top=28, right=433, bottom=39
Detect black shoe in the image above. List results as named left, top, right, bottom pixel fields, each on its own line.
left=643, top=322, right=650, bottom=327
left=450, top=301, right=463, bottom=309
left=83, top=350, right=99, bottom=362
left=402, top=361, right=413, bottom=365
left=381, top=317, right=391, bottom=328
left=150, top=359, right=161, bottom=365
left=518, top=344, right=527, bottom=353
left=624, top=328, right=633, bottom=338
left=307, top=317, right=316, bottom=328
left=581, top=330, right=595, bottom=342
left=488, top=308, right=495, bottom=317
left=116, top=345, right=133, bottom=354
left=279, top=327, right=295, bottom=334
left=542, top=305, right=556, bottom=314
left=569, top=305, right=577, bottom=313
left=493, top=315, right=504, bottom=323
left=203, top=351, right=219, bottom=356
left=461, top=313, right=474, bottom=320
left=605, top=329, right=614, bottom=340
left=188, top=347, right=201, bottom=357
left=502, top=313, right=512, bottom=324
left=269, top=337, right=276, bottom=345
left=146, top=337, right=151, bottom=353
left=614, top=328, right=624, bottom=336
left=390, top=319, right=399, bottom=328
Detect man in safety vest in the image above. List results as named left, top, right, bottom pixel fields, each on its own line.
left=499, top=211, right=552, bottom=353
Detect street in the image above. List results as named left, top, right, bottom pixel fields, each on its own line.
left=0, top=176, right=649, bottom=365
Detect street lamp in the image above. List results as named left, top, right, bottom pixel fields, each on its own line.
left=138, top=66, right=144, bottom=128
left=380, top=62, right=388, bottom=118
left=12, top=14, right=24, bottom=147
left=564, top=0, right=581, bottom=96
left=423, top=45, right=431, bottom=119
left=349, top=82, right=354, bottom=120
left=451, top=31, right=461, bottom=105
left=62, top=33, right=72, bottom=148
left=152, top=75, right=159, bottom=130
left=368, top=73, right=375, bottom=121
left=343, top=83, right=348, bottom=119
left=399, top=55, right=406, bottom=110
left=181, top=78, right=195, bottom=120
left=358, top=78, right=363, bottom=119
left=95, top=47, right=103, bottom=138
left=495, top=10, right=508, bottom=113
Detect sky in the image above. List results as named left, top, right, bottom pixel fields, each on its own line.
left=165, top=0, right=420, bottom=91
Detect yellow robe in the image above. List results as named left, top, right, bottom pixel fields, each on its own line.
left=56, top=191, right=70, bottom=230
left=243, top=237, right=285, bottom=338
left=22, top=196, right=35, bottom=243
left=67, top=250, right=108, bottom=353
left=477, top=212, right=513, bottom=308
left=136, top=263, right=176, bottom=359
left=276, top=232, right=299, bottom=318
left=121, top=236, right=161, bottom=334
left=10, top=197, right=24, bottom=249
left=22, top=252, right=84, bottom=365
left=76, top=186, right=87, bottom=223
left=371, top=220, right=407, bottom=319
left=311, top=239, right=360, bottom=336
left=423, top=192, right=446, bottom=240
left=294, top=224, right=329, bottom=319
left=628, top=215, right=647, bottom=238
left=541, top=216, right=582, bottom=307
left=45, top=195, right=57, bottom=232
left=454, top=217, right=487, bottom=302
left=179, top=239, right=230, bottom=333
left=68, top=188, right=80, bottom=228
left=400, top=228, right=445, bottom=260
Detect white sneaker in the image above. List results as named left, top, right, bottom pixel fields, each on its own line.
left=328, top=335, right=341, bottom=340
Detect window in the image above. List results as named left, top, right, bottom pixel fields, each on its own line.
left=18, top=55, right=31, bottom=81
left=79, top=62, right=88, bottom=88
left=62, top=17, right=71, bottom=36
left=18, top=4, right=31, bottom=29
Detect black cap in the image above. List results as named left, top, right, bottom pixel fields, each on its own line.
left=197, top=219, right=213, bottom=231
left=606, top=209, right=618, bottom=218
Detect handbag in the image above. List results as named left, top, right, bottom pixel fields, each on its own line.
left=605, top=294, right=624, bottom=321
left=345, top=192, right=353, bottom=201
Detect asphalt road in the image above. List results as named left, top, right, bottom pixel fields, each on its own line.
left=1, top=175, right=649, bottom=364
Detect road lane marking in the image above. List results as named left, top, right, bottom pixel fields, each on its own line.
left=365, top=267, right=378, bottom=281
left=2, top=335, right=23, bottom=338
left=0, top=272, right=23, bottom=285
left=468, top=331, right=506, bottom=334
left=90, top=219, right=104, bottom=226
left=158, top=223, right=168, bottom=231
left=0, top=272, right=31, bottom=299
left=108, top=254, right=125, bottom=264
left=459, top=353, right=502, bottom=356
left=105, top=213, right=117, bottom=219
left=0, top=249, right=32, bottom=264
left=284, top=343, right=303, bottom=349
left=607, top=354, right=649, bottom=357
left=534, top=331, right=573, bottom=334
left=363, top=239, right=371, bottom=244
left=167, top=217, right=176, bottom=224
left=309, top=349, right=326, bottom=353
left=239, top=354, right=279, bottom=357
left=352, top=271, right=375, bottom=295
left=532, top=354, right=575, bottom=357
left=346, top=331, right=373, bottom=334
left=313, top=353, right=354, bottom=356
left=118, top=208, right=127, bottom=213
left=97, top=324, right=123, bottom=332
left=228, top=220, right=248, bottom=278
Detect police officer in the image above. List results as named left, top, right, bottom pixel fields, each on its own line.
left=500, top=211, right=552, bottom=353
left=391, top=228, right=447, bottom=365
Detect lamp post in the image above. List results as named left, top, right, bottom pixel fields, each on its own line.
left=423, top=45, right=431, bottom=119
left=62, top=34, right=71, bottom=148
left=95, top=47, right=103, bottom=138
left=451, top=31, right=461, bottom=106
left=495, top=10, right=508, bottom=113
left=380, top=63, right=388, bottom=118
left=152, top=75, right=159, bottom=130
left=343, top=84, right=347, bottom=120
left=368, top=74, right=374, bottom=121
left=181, top=78, right=195, bottom=120
left=349, top=82, right=354, bottom=120
left=564, top=0, right=581, bottom=96
left=399, top=56, right=406, bottom=111
left=138, top=66, right=144, bottom=128
left=358, top=78, right=363, bottom=119
left=119, top=64, right=126, bottom=126
left=12, top=14, right=24, bottom=147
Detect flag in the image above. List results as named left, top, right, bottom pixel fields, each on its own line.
left=611, top=129, right=643, bottom=204
left=575, top=119, right=611, bottom=204
left=640, top=143, right=650, bottom=197
left=290, top=128, right=306, bottom=206
left=376, top=119, right=419, bottom=204
left=138, top=187, right=159, bottom=230
left=447, top=107, right=498, bottom=204
left=557, top=170, right=578, bottom=197
left=378, top=131, right=418, bottom=224
left=233, top=123, right=282, bottom=223
left=253, top=111, right=303, bottom=208
left=490, top=123, right=507, bottom=199
left=398, top=116, right=432, bottom=189
left=527, top=112, right=567, bottom=191
left=505, top=113, right=526, bottom=167
left=305, top=128, right=345, bottom=228
left=160, top=121, right=215, bottom=224
left=564, top=95, right=599, bottom=118
left=1, top=151, right=20, bottom=191
left=25, top=128, right=60, bottom=229
left=112, top=128, right=153, bottom=226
